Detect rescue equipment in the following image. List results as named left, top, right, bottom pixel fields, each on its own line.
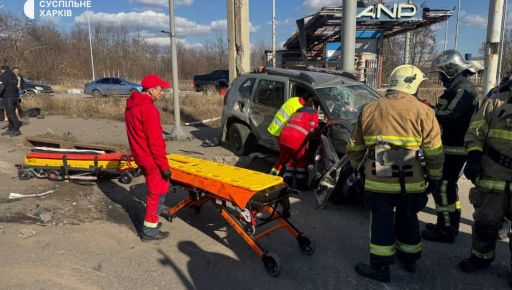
left=16, top=147, right=139, bottom=184
left=166, top=154, right=315, bottom=277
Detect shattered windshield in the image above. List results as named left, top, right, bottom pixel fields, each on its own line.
left=315, top=85, right=380, bottom=122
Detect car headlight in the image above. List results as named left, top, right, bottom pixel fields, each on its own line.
left=35, top=86, right=44, bottom=90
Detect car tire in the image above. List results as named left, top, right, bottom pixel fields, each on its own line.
left=22, top=90, right=36, bottom=99
left=229, top=123, right=252, bottom=156
left=92, top=89, right=103, bottom=98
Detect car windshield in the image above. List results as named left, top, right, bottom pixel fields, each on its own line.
left=315, top=85, right=380, bottom=122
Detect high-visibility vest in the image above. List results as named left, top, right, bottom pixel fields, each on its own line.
left=267, top=97, right=303, bottom=137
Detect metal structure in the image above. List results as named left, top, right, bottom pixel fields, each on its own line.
left=483, top=0, right=505, bottom=95
left=404, top=0, right=413, bottom=64
left=272, top=0, right=276, bottom=67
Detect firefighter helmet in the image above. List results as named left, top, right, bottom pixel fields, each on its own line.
left=430, top=49, right=477, bottom=79
left=387, top=65, right=426, bottom=95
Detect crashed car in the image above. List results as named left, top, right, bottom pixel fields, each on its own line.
left=221, top=67, right=381, bottom=202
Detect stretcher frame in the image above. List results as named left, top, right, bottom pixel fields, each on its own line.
left=167, top=181, right=315, bottom=277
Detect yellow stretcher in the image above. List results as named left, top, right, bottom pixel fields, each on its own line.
left=16, top=148, right=139, bottom=184
left=166, top=154, right=315, bottom=277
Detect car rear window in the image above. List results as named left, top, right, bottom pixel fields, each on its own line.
left=255, top=79, right=285, bottom=108
left=315, top=85, right=380, bottom=122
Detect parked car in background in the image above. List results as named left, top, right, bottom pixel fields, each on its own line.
left=22, top=79, right=55, bottom=98
left=84, top=77, right=142, bottom=97
left=193, top=70, right=229, bottom=93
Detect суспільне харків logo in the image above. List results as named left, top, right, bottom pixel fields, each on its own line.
left=24, top=0, right=92, bottom=19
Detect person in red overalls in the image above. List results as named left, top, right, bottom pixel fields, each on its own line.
left=277, top=98, right=319, bottom=190
left=125, top=74, right=172, bottom=241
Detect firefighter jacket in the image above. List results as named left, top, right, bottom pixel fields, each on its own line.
left=347, top=91, right=444, bottom=194
left=278, top=106, right=319, bottom=152
left=267, top=97, right=304, bottom=137
left=435, top=74, right=477, bottom=156
left=465, top=89, right=512, bottom=191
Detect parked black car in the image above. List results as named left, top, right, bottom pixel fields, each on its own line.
left=193, top=70, right=229, bottom=93
left=22, top=79, right=55, bottom=98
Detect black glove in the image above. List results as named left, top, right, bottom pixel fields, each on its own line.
left=162, top=169, right=172, bottom=180
left=464, top=151, right=483, bottom=184
left=426, top=179, right=441, bottom=196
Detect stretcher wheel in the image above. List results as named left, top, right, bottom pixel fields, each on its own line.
left=48, top=170, right=63, bottom=181
left=262, top=252, right=280, bottom=277
left=245, top=224, right=256, bottom=235
left=18, top=168, right=33, bottom=180
left=118, top=173, right=133, bottom=184
left=297, top=234, right=315, bottom=255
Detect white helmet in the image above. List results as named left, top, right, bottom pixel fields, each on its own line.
left=388, top=65, right=426, bottom=95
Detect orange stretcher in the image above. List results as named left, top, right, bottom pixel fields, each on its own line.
left=166, top=154, right=315, bottom=277
left=16, top=147, right=140, bottom=184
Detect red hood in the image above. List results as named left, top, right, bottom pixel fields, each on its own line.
left=126, top=91, right=153, bottom=110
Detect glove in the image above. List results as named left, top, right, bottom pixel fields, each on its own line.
left=161, top=169, right=172, bottom=180
left=464, top=151, right=483, bottom=184
left=426, top=179, right=441, bottom=196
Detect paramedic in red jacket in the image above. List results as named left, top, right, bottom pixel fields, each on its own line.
left=277, top=98, right=319, bottom=189
left=125, top=74, right=172, bottom=241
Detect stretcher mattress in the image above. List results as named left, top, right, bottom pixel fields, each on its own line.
left=167, top=154, right=286, bottom=208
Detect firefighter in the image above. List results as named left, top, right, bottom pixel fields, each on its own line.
left=348, top=65, right=444, bottom=282
left=268, top=95, right=307, bottom=175
left=422, top=50, right=478, bottom=243
left=458, top=83, right=512, bottom=284
left=277, top=98, right=319, bottom=190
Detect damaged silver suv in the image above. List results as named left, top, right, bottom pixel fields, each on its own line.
left=221, top=67, right=381, bottom=156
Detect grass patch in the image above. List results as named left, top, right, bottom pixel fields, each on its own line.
left=22, top=91, right=224, bottom=125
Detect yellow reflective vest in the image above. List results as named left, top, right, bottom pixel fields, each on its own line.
left=267, top=97, right=304, bottom=137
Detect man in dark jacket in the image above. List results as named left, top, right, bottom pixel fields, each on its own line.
left=125, top=74, right=172, bottom=241
left=422, top=50, right=478, bottom=243
left=0, top=65, right=22, bottom=137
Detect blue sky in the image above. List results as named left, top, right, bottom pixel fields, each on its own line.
left=0, top=0, right=508, bottom=56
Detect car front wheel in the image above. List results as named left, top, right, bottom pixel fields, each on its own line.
left=229, top=123, right=252, bottom=156
left=91, top=89, right=103, bottom=98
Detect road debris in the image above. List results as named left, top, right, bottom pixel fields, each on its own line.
left=8, top=189, right=57, bottom=200
left=19, top=227, right=37, bottom=239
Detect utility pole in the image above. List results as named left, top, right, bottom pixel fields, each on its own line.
left=404, top=0, right=412, bottom=64
left=167, top=0, right=189, bottom=140
left=86, top=7, right=95, bottom=81
left=342, top=0, right=356, bottom=73
left=226, top=0, right=251, bottom=83
left=444, top=19, right=449, bottom=51
left=454, top=0, right=461, bottom=49
left=272, top=0, right=276, bottom=67
left=483, top=0, right=505, bottom=95
left=497, top=0, right=508, bottom=82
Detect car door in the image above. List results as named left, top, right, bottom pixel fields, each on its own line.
left=110, top=78, right=126, bottom=96
left=250, top=76, right=288, bottom=150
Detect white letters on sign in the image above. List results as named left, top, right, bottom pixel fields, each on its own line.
left=357, top=3, right=417, bottom=20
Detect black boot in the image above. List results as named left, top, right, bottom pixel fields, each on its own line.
left=1, top=129, right=13, bottom=136
left=355, top=263, right=390, bottom=282
left=421, top=226, right=456, bottom=243
left=398, top=260, right=416, bottom=273
left=140, top=230, right=170, bottom=242
left=9, top=130, right=21, bottom=137
left=459, top=255, right=491, bottom=273
left=425, top=223, right=459, bottom=236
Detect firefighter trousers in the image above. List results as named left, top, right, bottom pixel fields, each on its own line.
left=367, top=191, right=428, bottom=266
left=432, top=154, right=466, bottom=230
left=468, top=186, right=512, bottom=262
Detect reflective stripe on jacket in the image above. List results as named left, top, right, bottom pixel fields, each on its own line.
left=267, top=97, right=304, bottom=137
left=465, top=89, right=512, bottom=182
left=347, top=91, right=444, bottom=194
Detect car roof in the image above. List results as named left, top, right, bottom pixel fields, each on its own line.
left=248, top=67, right=363, bottom=89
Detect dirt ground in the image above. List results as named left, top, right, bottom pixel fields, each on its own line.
left=0, top=114, right=510, bottom=290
